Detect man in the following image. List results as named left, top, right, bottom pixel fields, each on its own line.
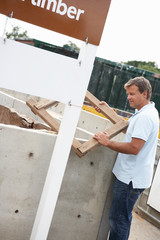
left=93, top=76, right=159, bottom=240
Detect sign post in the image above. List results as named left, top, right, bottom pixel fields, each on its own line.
left=0, top=1, right=112, bottom=239
left=30, top=43, right=98, bottom=240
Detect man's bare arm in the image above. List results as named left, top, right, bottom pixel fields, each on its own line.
left=93, top=132, right=145, bottom=155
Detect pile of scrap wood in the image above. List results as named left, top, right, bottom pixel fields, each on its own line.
left=0, top=104, right=51, bottom=131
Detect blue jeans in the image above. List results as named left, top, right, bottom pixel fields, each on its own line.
left=109, top=179, right=144, bottom=240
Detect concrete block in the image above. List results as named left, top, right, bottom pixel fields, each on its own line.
left=0, top=124, right=117, bottom=240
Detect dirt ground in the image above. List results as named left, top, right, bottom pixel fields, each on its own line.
left=129, top=212, right=160, bottom=240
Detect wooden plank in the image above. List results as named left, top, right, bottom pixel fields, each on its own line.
left=27, top=91, right=128, bottom=158
left=34, top=99, right=59, bottom=110
left=77, top=120, right=128, bottom=157
left=85, top=90, right=123, bottom=124
left=27, top=99, right=60, bottom=132
left=72, top=139, right=83, bottom=157
left=26, top=99, right=82, bottom=153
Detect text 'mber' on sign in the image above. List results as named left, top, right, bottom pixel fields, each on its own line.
left=0, top=0, right=111, bottom=46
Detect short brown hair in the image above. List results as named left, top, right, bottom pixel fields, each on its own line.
left=124, top=76, right=152, bottom=100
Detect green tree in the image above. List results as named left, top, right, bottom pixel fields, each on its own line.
left=63, top=41, right=80, bottom=53
left=5, top=26, right=29, bottom=40
left=123, top=60, right=160, bottom=74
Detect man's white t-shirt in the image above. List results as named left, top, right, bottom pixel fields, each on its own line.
left=112, top=102, right=159, bottom=189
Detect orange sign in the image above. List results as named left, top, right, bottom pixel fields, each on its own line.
left=0, top=0, right=111, bottom=45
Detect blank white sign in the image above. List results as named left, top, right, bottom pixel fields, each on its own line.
left=0, top=36, right=98, bottom=240
left=0, top=37, right=89, bottom=106
left=147, top=158, right=160, bottom=212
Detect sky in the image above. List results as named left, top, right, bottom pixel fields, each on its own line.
left=0, top=0, right=160, bottom=67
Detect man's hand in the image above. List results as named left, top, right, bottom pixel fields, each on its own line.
left=94, top=101, right=110, bottom=113
left=93, top=131, right=110, bottom=146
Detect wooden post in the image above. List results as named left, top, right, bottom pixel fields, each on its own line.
left=77, top=120, right=128, bottom=157
left=85, top=91, right=124, bottom=124
left=76, top=91, right=128, bottom=157
left=27, top=90, right=128, bottom=158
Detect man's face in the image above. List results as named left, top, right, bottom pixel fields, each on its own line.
left=126, top=84, right=148, bottom=110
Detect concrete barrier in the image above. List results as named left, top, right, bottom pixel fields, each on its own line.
left=0, top=124, right=117, bottom=240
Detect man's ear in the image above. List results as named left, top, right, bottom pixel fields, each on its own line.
left=143, top=90, right=148, bottom=99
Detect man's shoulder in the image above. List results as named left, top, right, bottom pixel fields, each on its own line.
left=138, top=107, right=159, bottom=130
